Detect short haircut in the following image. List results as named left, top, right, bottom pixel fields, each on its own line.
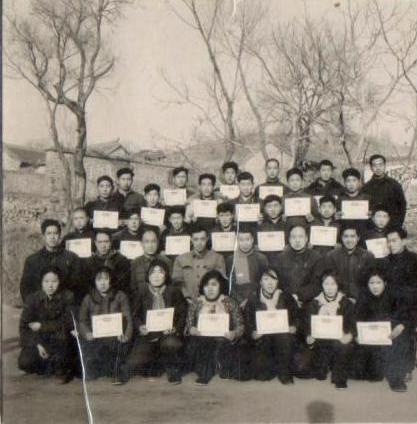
left=94, top=229, right=111, bottom=240
left=221, top=161, right=239, bottom=174
left=265, top=158, right=280, bottom=167
left=372, top=204, right=390, bottom=216
left=340, top=224, right=360, bottom=236
left=342, top=168, right=361, bottom=180
left=261, top=267, right=279, bottom=281
left=73, top=207, right=88, bottom=215
left=97, top=175, right=114, bottom=187
left=319, top=195, right=337, bottom=207
left=116, top=167, right=134, bottom=178
left=286, top=168, right=303, bottom=180
left=386, top=227, right=408, bottom=239
left=144, top=183, right=161, bottom=194
left=319, top=159, right=335, bottom=169
left=262, top=194, right=282, bottom=207
left=236, top=223, right=255, bottom=238
left=40, top=265, right=62, bottom=283
left=146, top=258, right=171, bottom=286
left=41, top=219, right=61, bottom=235
left=140, top=225, right=160, bottom=240
left=217, top=202, right=235, bottom=214
left=320, top=269, right=340, bottom=286
left=366, top=267, right=387, bottom=284
left=237, top=171, right=254, bottom=183
left=94, top=265, right=113, bottom=281
left=189, top=222, right=208, bottom=236
left=126, top=208, right=141, bottom=219
left=173, top=166, right=188, bottom=177
left=288, top=224, right=308, bottom=236
left=199, top=269, right=227, bottom=296
left=166, top=205, right=186, bottom=218
left=369, top=154, right=386, bottom=166
left=199, top=173, right=216, bottom=185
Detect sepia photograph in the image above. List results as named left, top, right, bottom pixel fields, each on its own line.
left=2, top=0, right=417, bottom=422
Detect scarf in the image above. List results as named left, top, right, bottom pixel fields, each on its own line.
left=199, top=294, right=226, bottom=314
left=260, top=289, right=281, bottom=310
left=148, top=285, right=166, bottom=310
left=315, top=292, right=344, bottom=316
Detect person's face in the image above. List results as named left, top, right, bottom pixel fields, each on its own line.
left=344, top=176, right=360, bottom=193
left=238, top=233, right=254, bottom=253
left=223, top=168, right=237, bottom=185
left=288, top=174, right=303, bottom=192
left=42, top=272, right=60, bottom=297
left=371, top=158, right=386, bottom=177
left=148, top=265, right=166, bottom=288
left=95, top=233, right=111, bottom=256
left=145, top=190, right=160, bottom=207
left=266, top=161, right=279, bottom=179
left=264, top=201, right=282, bottom=219
left=95, top=272, right=111, bottom=294
left=169, top=213, right=184, bottom=231
left=322, top=276, right=338, bottom=298
left=218, top=211, right=234, bottom=228
left=341, top=229, right=359, bottom=250
left=200, top=178, right=214, bottom=198
left=368, top=275, right=385, bottom=296
left=203, top=278, right=221, bottom=300
left=118, top=174, right=133, bottom=191
left=289, top=227, right=308, bottom=251
left=73, top=211, right=88, bottom=231
left=44, top=225, right=61, bottom=249
left=319, top=202, right=336, bottom=219
left=174, top=171, right=188, bottom=188
left=260, top=273, right=278, bottom=295
left=372, top=211, right=390, bottom=229
left=239, top=179, right=254, bottom=197
left=319, top=165, right=333, bottom=182
left=191, top=231, right=208, bottom=253
left=97, top=180, right=113, bottom=199
left=387, top=232, right=404, bottom=255
left=142, top=231, right=158, bottom=255
left=127, top=214, right=141, bottom=232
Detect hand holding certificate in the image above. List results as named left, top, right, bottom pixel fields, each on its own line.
left=257, top=231, right=285, bottom=252
left=193, top=200, right=217, bottom=219
left=198, top=313, right=230, bottom=337
left=357, top=321, right=392, bottom=345
left=236, top=204, right=260, bottom=222
left=365, top=238, right=389, bottom=259
left=66, top=238, right=92, bottom=258
left=146, top=308, right=174, bottom=333
left=141, top=207, right=166, bottom=227
left=256, top=310, right=289, bottom=335
left=92, top=313, right=123, bottom=338
left=310, top=226, right=338, bottom=247
left=220, top=185, right=240, bottom=199
left=120, top=241, right=144, bottom=260
left=165, top=235, right=191, bottom=255
left=311, top=315, right=343, bottom=340
left=259, top=185, right=284, bottom=200
left=284, top=197, right=311, bottom=217
left=211, top=232, right=236, bottom=252
left=341, top=200, right=369, bottom=220
left=163, top=189, right=187, bottom=206
left=93, top=210, right=119, bottom=229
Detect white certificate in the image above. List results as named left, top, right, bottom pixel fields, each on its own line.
left=257, top=231, right=285, bottom=252
left=193, top=200, right=217, bottom=218
left=120, top=240, right=144, bottom=260
left=311, top=315, right=343, bottom=340
left=211, top=232, right=236, bottom=252
left=366, top=238, right=389, bottom=259
left=93, top=210, right=119, bottom=229
left=259, top=185, right=284, bottom=199
left=236, top=204, right=260, bottom=222
left=256, top=310, right=289, bottom=335
left=357, top=321, right=392, bottom=346
left=66, top=238, right=92, bottom=258
left=310, top=226, right=338, bottom=247
left=165, top=235, right=191, bottom=255
left=163, top=189, right=187, bottom=206
left=341, top=200, right=369, bottom=220
left=198, top=313, right=230, bottom=337
left=220, top=185, right=240, bottom=199
left=146, top=308, right=175, bottom=333
left=141, top=207, right=166, bottom=226
left=92, top=313, right=123, bottom=338
left=284, top=197, right=311, bottom=217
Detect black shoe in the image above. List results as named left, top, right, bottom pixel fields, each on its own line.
left=335, top=381, right=348, bottom=390
left=57, top=372, right=74, bottom=385
left=112, top=377, right=126, bottom=386
left=389, top=381, right=407, bottom=392
left=315, top=372, right=327, bottom=381
left=167, top=373, right=182, bottom=385
left=195, top=377, right=209, bottom=386
left=278, top=375, right=294, bottom=385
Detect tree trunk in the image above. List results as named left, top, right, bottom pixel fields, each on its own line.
left=73, top=112, right=88, bottom=207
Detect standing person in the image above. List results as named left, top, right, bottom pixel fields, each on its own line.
left=185, top=270, right=246, bottom=385
left=210, top=202, right=237, bottom=260
left=78, top=266, right=132, bottom=384
left=144, top=184, right=164, bottom=209
left=217, top=161, right=240, bottom=200
left=304, top=271, right=355, bottom=389
left=325, top=225, right=375, bottom=301
left=20, top=219, right=82, bottom=302
left=18, top=267, right=77, bottom=383
left=171, top=166, right=195, bottom=199
left=172, top=223, right=225, bottom=302
left=112, top=209, right=143, bottom=251
left=230, top=172, right=257, bottom=205
left=121, top=260, right=187, bottom=384
left=362, top=154, right=407, bottom=227
left=61, top=207, right=95, bottom=250
left=254, top=158, right=286, bottom=200
left=112, top=168, right=146, bottom=220
left=306, top=160, right=344, bottom=198
left=245, top=268, right=298, bottom=384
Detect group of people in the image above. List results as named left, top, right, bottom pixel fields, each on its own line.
left=18, top=154, right=417, bottom=392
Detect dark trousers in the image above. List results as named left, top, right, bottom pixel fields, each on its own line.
left=251, top=334, right=294, bottom=380
left=121, top=335, right=184, bottom=381
left=312, top=340, right=352, bottom=384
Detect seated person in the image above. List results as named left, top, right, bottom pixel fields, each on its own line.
left=112, top=209, right=143, bottom=251
left=78, top=266, right=132, bottom=384
left=306, top=160, right=344, bottom=198
left=361, top=205, right=390, bottom=260
left=61, top=207, right=95, bottom=251
left=245, top=268, right=298, bottom=384
left=185, top=270, right=247, bottom=385
left=121, top=260, right=187, bottom=384
left=18, top=267, right=76, bottom=383
left=254, top=158, right=286, bottom=200
left=304, top=271, right=354, bottom=389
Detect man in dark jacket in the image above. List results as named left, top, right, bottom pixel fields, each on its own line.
left=254, top=158, right=287, bottom=200
left=362, top=154, right=407, bottom=227
left=20, top=219, right=82, bottom=303
left=61, top=207, right=95, bottom=254
left=306, top=160, right=344, bottom=198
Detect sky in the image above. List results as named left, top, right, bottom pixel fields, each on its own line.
left=3, top=0, right=414, bottom=152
